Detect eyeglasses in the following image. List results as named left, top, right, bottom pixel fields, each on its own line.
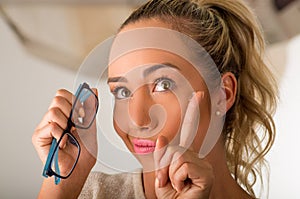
left=42, top=82, right=99, bottom=185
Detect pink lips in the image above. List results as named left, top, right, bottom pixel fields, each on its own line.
left=132, top=139, right=156, bottom=154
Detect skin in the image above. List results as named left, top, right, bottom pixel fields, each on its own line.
left=32, top=18, right=252, bottom=198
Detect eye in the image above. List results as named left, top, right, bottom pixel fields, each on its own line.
left=113, top=87, right=131, bottom=99
left=154, top=78, right=175, bottom=92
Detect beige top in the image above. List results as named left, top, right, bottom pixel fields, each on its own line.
left=79, top=171, right=146, bottom=199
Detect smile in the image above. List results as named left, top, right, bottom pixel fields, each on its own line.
left=132, top=139, right=156, bottom=154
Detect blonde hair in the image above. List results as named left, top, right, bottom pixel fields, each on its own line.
left=121, top=0, right=278, bottom=197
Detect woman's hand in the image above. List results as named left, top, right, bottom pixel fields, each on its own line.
left=154, top=137, right=214, bottom=199
left=32, top=88, right=98, bottom=198
left=154, top=92, right=214, bottom=199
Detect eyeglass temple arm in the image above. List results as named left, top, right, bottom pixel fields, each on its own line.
left=54, top=143, right=61, bottom=185
left=42, top=138, right=58, bottom=178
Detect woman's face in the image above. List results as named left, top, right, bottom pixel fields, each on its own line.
left=107, top=19, right=211, bottom=164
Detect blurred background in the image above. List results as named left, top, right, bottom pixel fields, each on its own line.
left=0, top=0, right=299, bottom=198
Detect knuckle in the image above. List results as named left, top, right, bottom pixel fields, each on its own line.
left=48, top=107, right=60, bottom=118
left=56, top=89, right=69, bottom=97
left=52, top=95, right=64, bottom=106
left=56, top=88, right=66, bottom=95
left=167, top=145, right=178, bottom=154
left=172, top=170, right=182, bottom=183
left=181, top=162, right=189, bottom=171
left=175, top=150, right=184, bottom=161
left=48, top=122, right=58, bottom=132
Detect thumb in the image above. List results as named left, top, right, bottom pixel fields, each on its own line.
left=154, top=135, right=169, bottom=188
left=92, top=88, right=98, bottom=97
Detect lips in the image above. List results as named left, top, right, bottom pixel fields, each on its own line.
left=132, top=139, right=156, bottom=154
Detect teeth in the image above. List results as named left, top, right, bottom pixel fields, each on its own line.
left=133, top=139, right=156, bottom=148
left=136, top=144, right=155, bottom=147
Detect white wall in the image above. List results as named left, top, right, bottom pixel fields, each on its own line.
left=1, top=13, right=300, bottom=198
left=0, top=16, right=75, bottom=198
left=266, top=35, right=300, bottom=199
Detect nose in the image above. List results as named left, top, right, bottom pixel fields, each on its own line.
left=129, top=85, right=153, bottom=127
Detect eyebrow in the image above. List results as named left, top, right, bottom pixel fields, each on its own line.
left=107, top=62, right=180, bottom=83
left=143, top=62, right=180, bottom=77
left=107, top=76, right=127, bottom=83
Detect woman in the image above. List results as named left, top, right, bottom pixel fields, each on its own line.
left=32, top=0, right=277, bottom=198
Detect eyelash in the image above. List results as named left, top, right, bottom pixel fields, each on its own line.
left=153, top=76, right=176, bottom=92
left=112, top=86, right=131, bottom=99
left=111, top=76, right=176, bottom=99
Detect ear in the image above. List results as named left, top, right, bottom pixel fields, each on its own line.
left=220, top=72, right=237, bottom=113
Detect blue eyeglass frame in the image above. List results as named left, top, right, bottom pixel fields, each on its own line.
left=42, top=82, right=99, bottom=185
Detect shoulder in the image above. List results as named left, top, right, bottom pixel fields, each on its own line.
left=79, top=170, right=145, bottom=199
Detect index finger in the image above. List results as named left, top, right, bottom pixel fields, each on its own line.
left=36, top=89, right=74, bottom=130
left=179, top=91, right=204, bottom=151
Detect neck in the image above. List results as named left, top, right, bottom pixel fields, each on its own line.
left=142, top=171, right=156, bottom=199
left=206, top=138, right=253, bottom=199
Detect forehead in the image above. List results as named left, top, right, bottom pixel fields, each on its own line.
left=108, top=19, right=186, bottom=77
left=108, top=49, right=189, bottom=76
left=107, top=19, right=213, bottom=88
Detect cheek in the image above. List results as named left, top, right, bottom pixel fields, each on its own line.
left=113, top=120, right=125, bottom=138
left=154, top=94, right=182, bottom=141
left=113, top=120, right=134, bottom=151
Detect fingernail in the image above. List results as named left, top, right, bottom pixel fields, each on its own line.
left=155, top=177, right=162, bottom=188
left=171, top=182, right=178, bottom=192
left=156, top=174, right=163, bottom=188
left=193, top=91, right=205, bottom=103
left=198, top=91, right=205, bottom=99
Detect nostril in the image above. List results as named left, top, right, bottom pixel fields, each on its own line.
left=140, top=126, right=150, bottom=131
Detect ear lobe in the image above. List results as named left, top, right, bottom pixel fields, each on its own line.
left=220, top=72, right=237, bottom=113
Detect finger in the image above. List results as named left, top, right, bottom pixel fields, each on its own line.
left=82, top=88, right=98, bottom=124
left=168, top=151, right=193, bottom=192
left=154, top=135, right=169, bottom=188
left=155, top=177, right=175, bottom=198
left=55, top=89, right=74, bottom=105
left=48, top=95, right=72, bottom=118
left=58, top=131, right=68, bottom=149
left=33, top=122, right=64, bottom=163
left=171, top=162, right=189, bottom=193
left=36, top=89, right=74, bottom=130
left=39, top=107, right=69, bottom=130
left=179, top=91, right=204, bottom=151
left=72, top=88, right=98, bottom=127
left=33, top=122, right=64, bottom=144
left=91, top=88, right=98, bottom=97
left=176, top=162, right=214, bottom=194
left=169, top=151, right=214, bottom=193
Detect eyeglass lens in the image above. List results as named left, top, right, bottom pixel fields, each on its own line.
left=72, top=87, right=98, bottom=129
left=51, top=133, right=80, bottom=178
left=50, top=86, right=97, bottom=178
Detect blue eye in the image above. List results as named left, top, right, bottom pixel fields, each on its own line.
left=113, top=87, right=131, bottom=99
left=154, top=78, right=175, bottom=92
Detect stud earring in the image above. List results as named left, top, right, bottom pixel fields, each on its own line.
left=216, top=110, right=221, bottom=116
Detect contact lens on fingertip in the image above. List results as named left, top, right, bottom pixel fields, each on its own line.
left=78, top=107, right=85, bottom=118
